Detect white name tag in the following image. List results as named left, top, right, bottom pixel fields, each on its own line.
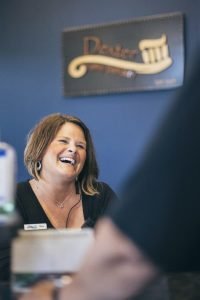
left=24, top=223, right=47, bottom=230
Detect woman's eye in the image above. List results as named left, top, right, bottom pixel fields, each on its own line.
left=59, top=139, right=68, bottom=144
left=77, top=144, right=85, bottom=149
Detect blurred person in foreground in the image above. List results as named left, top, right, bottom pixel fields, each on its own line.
left=20, top=52, right=200, bottom=300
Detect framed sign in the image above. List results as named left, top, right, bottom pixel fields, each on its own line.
left=62, top=12, right=184, bottom=96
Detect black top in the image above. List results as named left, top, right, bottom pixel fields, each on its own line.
left=108, top=51, right=200, bottom=273
left=16, top=180, right=117, bottom=229
left=0, top=180, right=116, bottom=282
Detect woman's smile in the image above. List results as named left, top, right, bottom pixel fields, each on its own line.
left=41, top=122, right=87, bottom=181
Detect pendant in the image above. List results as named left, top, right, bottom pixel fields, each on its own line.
left=56, top=201, right=65, bottom=208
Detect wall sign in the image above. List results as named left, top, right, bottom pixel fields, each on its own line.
left=62, top=12, right=184, bottom=97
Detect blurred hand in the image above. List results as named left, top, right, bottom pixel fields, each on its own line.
left=60, top=218, right=159, bottom=300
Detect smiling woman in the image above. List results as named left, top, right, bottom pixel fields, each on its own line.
left=15, top=113, right=117, bottom=230
left=0, top=114, right=118, bottom=282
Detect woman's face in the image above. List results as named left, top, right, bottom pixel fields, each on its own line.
left=40, top=122, right=87, bottom=183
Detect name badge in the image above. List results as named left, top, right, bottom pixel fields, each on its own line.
left=24, top=223, right=47, bottom=230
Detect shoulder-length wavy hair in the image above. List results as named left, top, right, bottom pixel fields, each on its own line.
left=24, top=113, right=99, bottom=195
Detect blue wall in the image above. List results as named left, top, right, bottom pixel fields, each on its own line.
left=1, top=0, right=200, bottom=194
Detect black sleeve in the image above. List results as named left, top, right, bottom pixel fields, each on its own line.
left=108, top=51, right=200, bottom=272
left=97, top=182, right=118, bottom=215
left=83, top=182, right=118, bottom=227
left=15, top=182, right=29, bottom=225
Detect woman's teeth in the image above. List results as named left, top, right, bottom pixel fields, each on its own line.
left=59, top=157, right=75, bottom=165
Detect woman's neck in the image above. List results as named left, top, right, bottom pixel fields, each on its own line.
left=30, top=178, right=77, bottom=204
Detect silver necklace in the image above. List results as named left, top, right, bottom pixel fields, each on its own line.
left=55, top=184, right=80, bottom=209
left=55, top=199, right=65, bottom=209
left=55, top=191, right=81, bottom=209
left=55, top=185, right=81, bottom=208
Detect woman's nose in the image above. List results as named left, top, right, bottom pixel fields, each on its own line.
left=67, top=144, right=76, bottom=153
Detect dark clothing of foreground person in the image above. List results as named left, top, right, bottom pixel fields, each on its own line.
left=109, top=53, right=200, bottom=273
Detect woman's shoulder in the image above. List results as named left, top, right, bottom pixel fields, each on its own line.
left=93, top=181, right=118, bottom=202
left=95, top=181, right=114, bottom=192
left=17, top=180, right=31, bottom=193
left=16, top=180, right=34, bottom=203
left=17, top=180, right=29, bottom=187
left=82, top=182, right=118, bottom=225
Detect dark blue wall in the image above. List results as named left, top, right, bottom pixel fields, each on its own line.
left=1, top=0, right=200, bottom=194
